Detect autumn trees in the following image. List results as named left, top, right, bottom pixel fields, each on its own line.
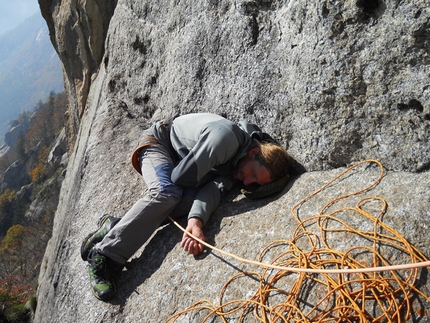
left=0, top=91, right=67, bottom=322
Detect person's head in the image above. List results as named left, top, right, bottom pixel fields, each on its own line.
left=233, top=141, right=291, bottom=186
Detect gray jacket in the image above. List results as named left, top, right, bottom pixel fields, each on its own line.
left=150, top=113, right=263, bottom=224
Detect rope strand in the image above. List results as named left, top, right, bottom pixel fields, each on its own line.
left=166, top=160, right=430, bottom=322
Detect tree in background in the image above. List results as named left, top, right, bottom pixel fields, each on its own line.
left=25, top=91, right=66, bottom=153
left=0, top=225, right=28, bottom=277
left=14, top=132, right=26, bottom=162
left=0, top=91, right=67, bottom=322
left=29, top=146, right=51, bottom=183
left=1, top=91, right=67, bottom=178
left=0, top=225, right=33, bottom=323
left=0, top=190, right=15, bottom=237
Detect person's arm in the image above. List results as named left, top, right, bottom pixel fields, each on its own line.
left=188, top=175, right=235, bottom=224
left=180, top=176, right=236, bottom=254
left=171, top=123, right=240, bottom=188
left=181, top=218, right=205, bottom=255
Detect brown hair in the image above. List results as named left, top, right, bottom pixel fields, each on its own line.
left=254, top=141, right=291, bottom=181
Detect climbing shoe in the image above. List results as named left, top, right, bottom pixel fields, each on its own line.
left=80, top=214, right=121, bottom=261
left=87, top=248, right=119, bottom=301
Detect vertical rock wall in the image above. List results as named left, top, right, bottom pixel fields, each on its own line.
left=38, top=0, right=117, bottom=152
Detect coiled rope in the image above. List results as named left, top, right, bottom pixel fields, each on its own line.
left=166, top=160, right=430, bottom=322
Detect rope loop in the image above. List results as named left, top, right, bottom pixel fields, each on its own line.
left=166, top=160, right=430, bottom=322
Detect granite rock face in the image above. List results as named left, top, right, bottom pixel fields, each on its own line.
left=39, top=0, right=430, bottom=172
left=34, top=1, right=430, bottom=322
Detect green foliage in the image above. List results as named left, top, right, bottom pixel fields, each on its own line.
left=4, top=303, right=30, bottom=323
left=0, top=225, right=27, bottom=253
left=27, top=296, right=37, bottom=313
left=0, top=190, right=15, bottom=235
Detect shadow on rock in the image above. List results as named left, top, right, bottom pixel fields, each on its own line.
left=106, top=157, right=304, bottom=305
left=107, top=221, right=183, bottom=305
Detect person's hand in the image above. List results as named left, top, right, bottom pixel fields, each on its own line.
left=181, top=218, right=205, bottom=255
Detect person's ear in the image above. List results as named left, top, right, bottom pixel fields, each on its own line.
left=247, top=147, right=260, bottom=156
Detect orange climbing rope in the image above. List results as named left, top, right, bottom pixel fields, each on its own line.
left=166, top=160, right=430, bottom=322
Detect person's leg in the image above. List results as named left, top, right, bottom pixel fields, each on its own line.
left=96, top=143, right=183, bottom=264
left=80, top=214, right=121, bottom=261
left=86, top=143, right=183, bottom=301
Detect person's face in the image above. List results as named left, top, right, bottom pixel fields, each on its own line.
left=233, top=148, right=272, bottom=186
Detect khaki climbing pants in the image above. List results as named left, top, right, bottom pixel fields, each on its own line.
left=96, top=134, right=196, bottom=264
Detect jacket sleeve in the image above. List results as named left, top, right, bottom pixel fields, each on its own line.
left=187, top=176, right=236, bottom=225
left=171, top=122, right=240, bottom=188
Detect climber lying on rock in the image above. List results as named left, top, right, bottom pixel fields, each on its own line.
left=81, top=112, right=292, bottom=301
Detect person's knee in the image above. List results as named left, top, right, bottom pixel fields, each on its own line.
left=145, top=189, right=182, bottom=207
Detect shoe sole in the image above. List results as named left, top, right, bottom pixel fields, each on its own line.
left=91, top=282, right=116, bottom=301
